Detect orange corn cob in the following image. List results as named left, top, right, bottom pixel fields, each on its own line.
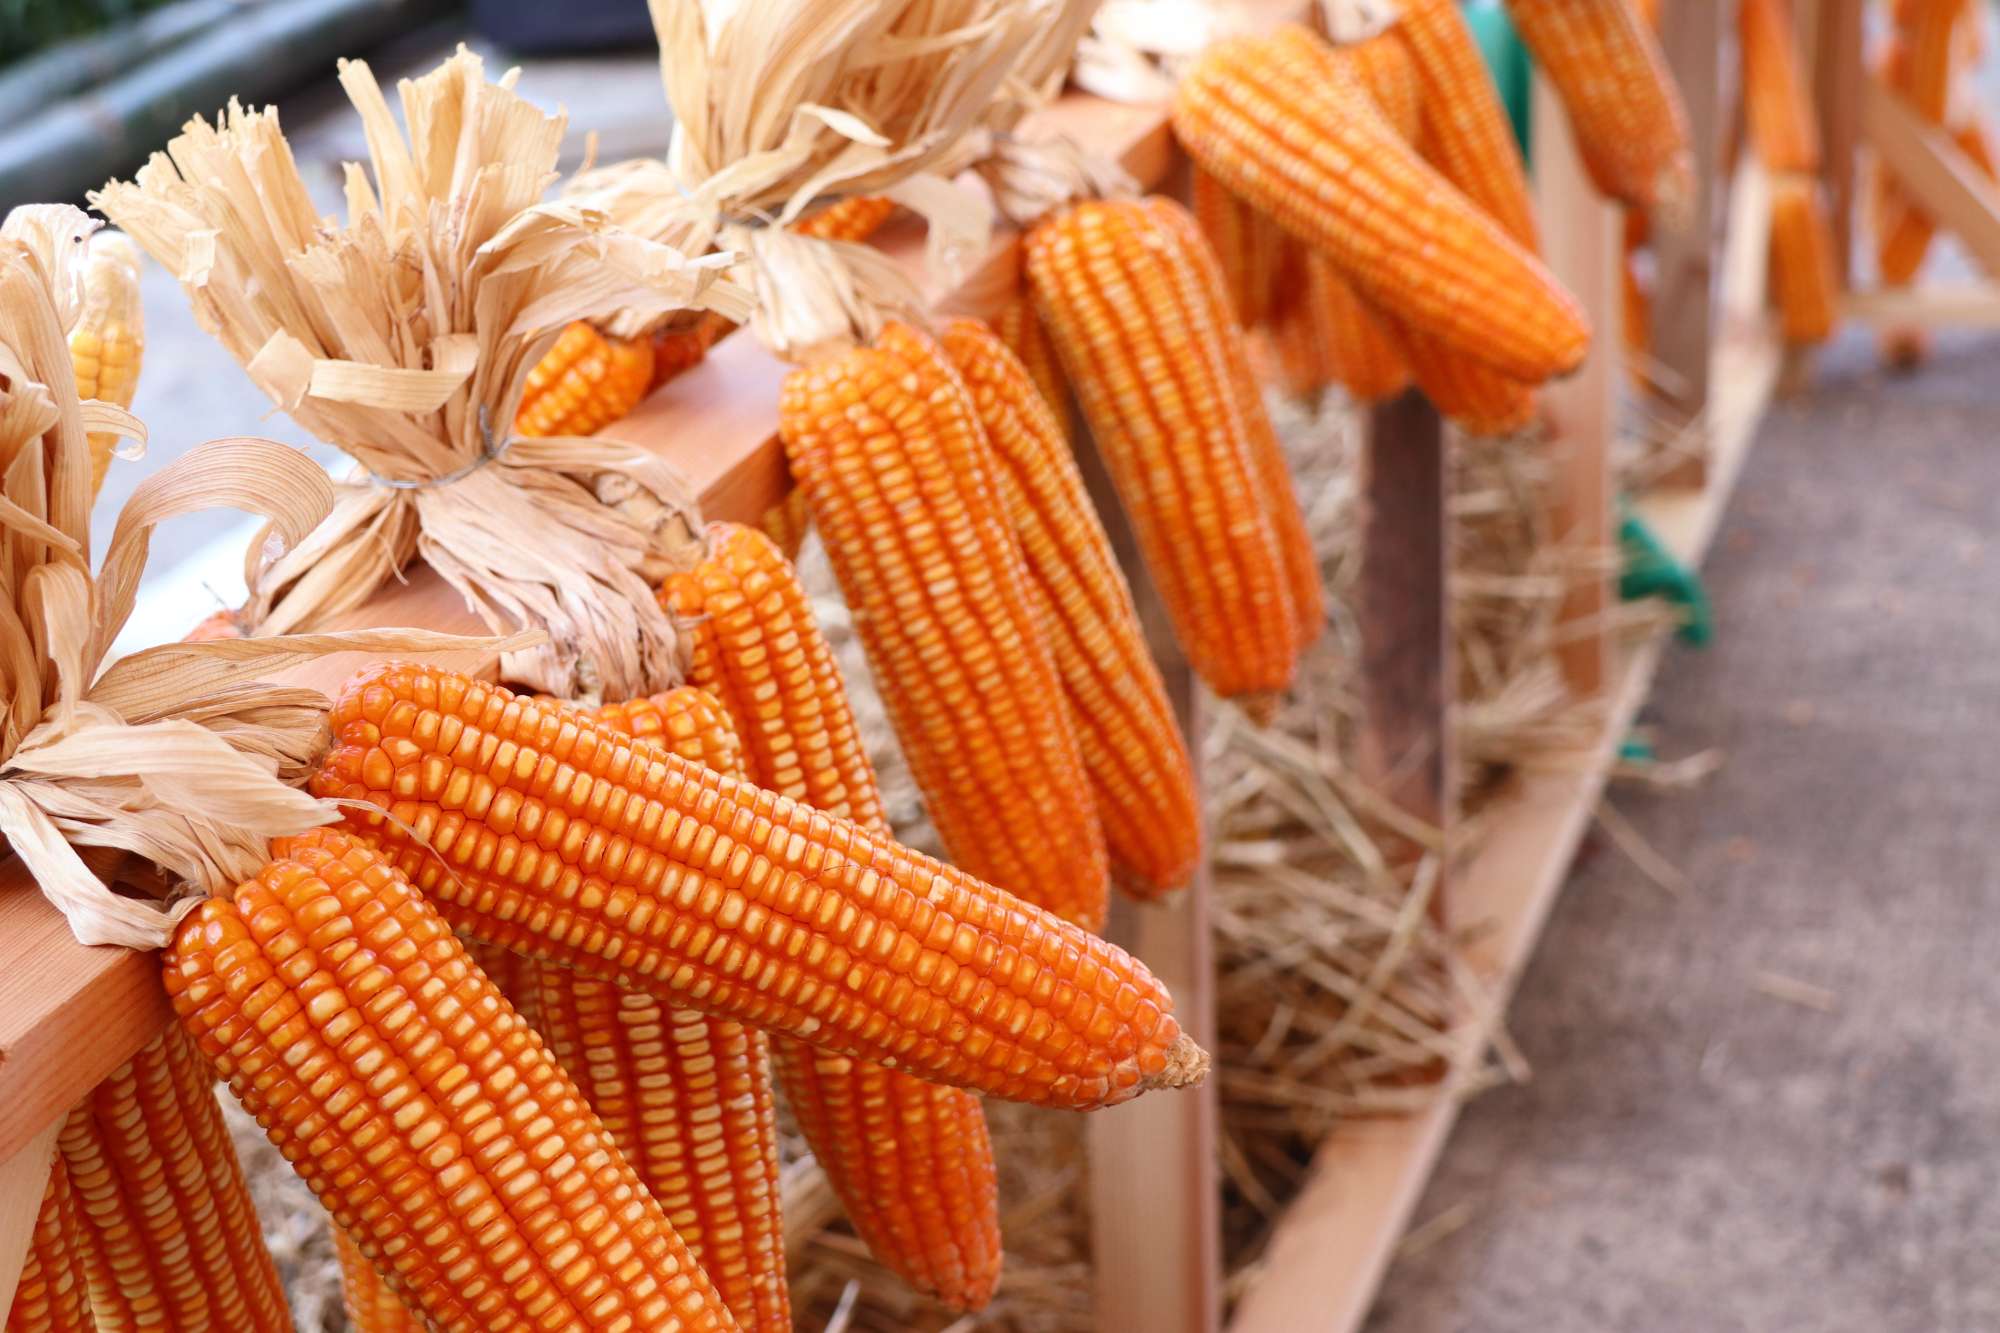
left=1173, top=24, right=1589, bottom=382
left=1025, top=195, right=1300, bottom=706
left=938, top=318, right=1204, bottom=894
left=1739, top=0, right=1822, bottom=174
left=58, top=1027, right=290, bottom=1333
left=515, top=321, right=657, bottom=439
left=165, top=827, right=738, bottom=1332
left=70, top=230, right=143, bottom=499
left=1623, top=249, right=1652, bottom=370
left=310, top=662, right=1202, bottom=1111
left=758, top=488, right=813, bottom=560
left=7, top=1159, right=94, bottom=1333
left=1396, top=0, right=1539, bottom=246
left=582, top=626, right=1001, bottom=1308
left=1903, top=0, right=1967, bottom=124
left=1505, top=0, right=1694, bottom=215
left=1190, top=166, right=1285, bottom=327
left=525, top=686, right=788, bottom=1331
left=1769, top=178, right=1841, bottom=346
left=780, top=321, right=1109, bottom=928
left=651, top=197, right=899, bottom=389
left=331, top=1229, right=424, bottom=1333
left=992, top=294, right=1073, bottom=423
left=1144, top=199, right=1325, bottom=655
left=1400, top=323, right=1538, bottom=435
left=1341, top=28, right=1420, bottom=142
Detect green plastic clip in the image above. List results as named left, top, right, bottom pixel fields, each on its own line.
left=1618, top=505, right=1712, bottom=646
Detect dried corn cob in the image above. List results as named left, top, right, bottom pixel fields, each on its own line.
left=938, top=318, right=1203, bottom=894
left=69, top=230, right=143, bottom=498
left=1623, top=248, right=1652, bottom=371
left=779, top=321, right=1109, bottom=929
left=311, top=662, right=1202, bottom=1110
left=992, top=294, right=1073, bottom=422
left=581, top=651, right=1001, bottom=1308
left=1395, top=0, right=1539, bottom=247
left=1903, top=0, right=1967, bottom=124
left=1191, top=166, right=1285, bottom=328
left=527, top=687, right=788, bottom=1331
left=331, top=1229, right=424, bottom=1333
left=1506, top=0, right=1694, bottom=215
left=1145, top=199, right=1325, bottom=654
left=1025, top=196, right=1300, bottom=705
left=515, top=321, right=656, bottom=439
left=1173, top=24, right=1589, bottom=382
left=6, top=1158, right=94, bottom=1333
left=758, top=488, right=813, bottom=560
left=58, top=1027, right=290, bottom=1333
left=165, top=827, right=738, bottom=1332
left=1341, top=27, right=1420, bottom=141
left=1739, top=0, right=1821, bottom=174
left=1769, top=177, right=1841, bottom=346
left=1400, top=324, right=1538, bottom=435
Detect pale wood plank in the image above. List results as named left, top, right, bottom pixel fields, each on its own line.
left=1864, top=81, right=2000, bottom=277
left=0, top=1120, right=59, bottom=1320
left=1531, top=75, right=1620, bottom=694
left=1643, top=0, right=1736, bottom=485
left=1843, top=283, right=2000, bottom=327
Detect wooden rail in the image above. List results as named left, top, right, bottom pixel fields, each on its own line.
left=1, top=6, right=1779, bottom=1327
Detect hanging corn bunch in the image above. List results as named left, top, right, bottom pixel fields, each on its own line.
left=1738, top=0, right=1842, bottom=348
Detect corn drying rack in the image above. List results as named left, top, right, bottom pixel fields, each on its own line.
left=0, top=0, right=1806, bottom=1326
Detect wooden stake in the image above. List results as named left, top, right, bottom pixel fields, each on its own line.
left=1805, top=0, right=1866, bottom=281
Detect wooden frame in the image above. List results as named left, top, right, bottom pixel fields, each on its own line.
left=0, top=8, right=1780, bottom=1326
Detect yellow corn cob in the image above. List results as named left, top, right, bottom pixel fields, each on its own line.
left=524, top=687, right=788, bottom=1332
left=6, top=1158, right=94, bottom=1333
left=1174, top=25, right=1589, bottom=382
left=165, top=827, right=739, bottom=1332
left=1400, top=322, right=1538, bottom=435
left=779, top=320, right=1110, bottom=929
left=1739, top=0, right=1822, bottom=174
left=992, top=293, right=1074, bottom=427
left=1190, top=165, right=1285, bottom=328
left=331, top=1229, right=425, bottom=1333
left=69, top=230, right=143, bottom=498
left=57, top=1027, right=291, bottom=1333
left=758, top=487, right=813, bottom=560
left=1903, top=0, right=1967, bottom=124
left=515, top=321, right=656, bottom=439
left=582, top=627, right=1001, bottom=1308
left=1769, top=177, right=1841, bottom=346
left=938, top=319, right=1204, bottom=894
left=1144, top=200, right=1326, bottom=655
left=1342, top=28, right=1420, bottom=141
left=1396, top=0, right=1539, bottom=248
left=310, top=662, right=1203, bottom=1110
left=1025, top=196, right=1300, bottom=707
left=1505, top=0, right=1695, bottom=215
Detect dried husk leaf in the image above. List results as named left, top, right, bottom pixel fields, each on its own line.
left=92, top=48, right=750, bottom=700
left=0, top=205, right=531, bottom=951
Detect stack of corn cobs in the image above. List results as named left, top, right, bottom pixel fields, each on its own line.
left=9, top=5, right=1714, bottom=1333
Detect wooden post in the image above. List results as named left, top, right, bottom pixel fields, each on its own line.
left=1357, top=391, right=1453, bottom=873
left=1643, top=0, right=1736, bottom=484
left=1532, top=75, right=1620, bottom=696
left=0, top=1121, right=59, bottom=1320
left=1805, top=0, right=1866, bottom=281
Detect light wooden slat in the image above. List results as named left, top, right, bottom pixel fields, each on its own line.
left=1864, top=80, right=2000, bottom=277
left=1842, top=283, right=2000, bottom=328
left=0, top=1120, right=59, bottom=1320
left=1532, top=74, right=1619, bottom=694
left=1643, top=0, right=1735, bottom=486
left=1224, top=326, right=1779, bottom=1333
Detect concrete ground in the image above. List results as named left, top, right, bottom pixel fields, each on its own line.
left=1365, top=327, right=2000, bottom=1333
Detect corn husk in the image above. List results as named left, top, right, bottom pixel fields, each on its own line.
left=92, top=48, right=749, bottom=702
left=0, top=204, right=527, bottom=950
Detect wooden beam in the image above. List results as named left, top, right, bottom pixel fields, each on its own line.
left=0, top=1121, right=59, bottom=1321
left=1843, top=283, right=2000, bottom=328
left=1805, top=0, right=1867, bottom=280
left=1864, top=80, right=2000, bottom=278
left=1532, top=74, right=1619, bottom=694
left=1643, top=0, right=1736, bottom=484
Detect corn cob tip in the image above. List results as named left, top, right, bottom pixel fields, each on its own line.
left=1148, top=1033, right=1211, bottom=1091
left=1239, top=691, right=1283, bottom=727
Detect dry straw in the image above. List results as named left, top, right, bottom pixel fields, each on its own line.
left=93, top=49, right=749, bottom=702
left=0, top=204, right=522, bottom=950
